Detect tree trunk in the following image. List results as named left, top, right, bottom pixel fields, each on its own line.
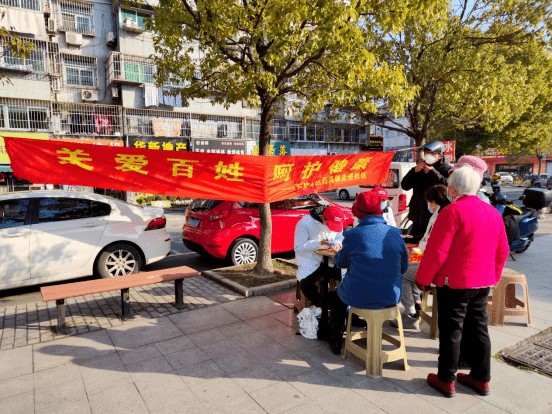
left=253, top=103, right=275, bottom=275
left=413, top=133, right=426, bottom=162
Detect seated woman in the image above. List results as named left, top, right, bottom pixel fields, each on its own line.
left=392, top=184, right=450, bottom=330
left=326, top=191, right=409, bottom=355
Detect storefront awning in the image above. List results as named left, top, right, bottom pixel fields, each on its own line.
left=0, top=165, right=12, bottom=172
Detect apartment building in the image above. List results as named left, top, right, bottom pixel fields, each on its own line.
left=0, top=0, right=367, bottom=193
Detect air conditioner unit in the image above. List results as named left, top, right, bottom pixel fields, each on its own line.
left=123, top=18, right=144, bottom=33
left=46, top=18, right=56, bottom=33
left=65, top=32, right=83, bottom=46
left=106, top=31, right=116, bottom=46
left=111, top=87, right=119, bottom=99
left=81, top=89, right=98, bottom=101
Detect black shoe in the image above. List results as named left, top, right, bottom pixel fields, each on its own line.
left=329, top=340, right=341, bottom=355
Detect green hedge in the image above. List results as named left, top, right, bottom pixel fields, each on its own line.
left=135, top=194, right=192, bottom=205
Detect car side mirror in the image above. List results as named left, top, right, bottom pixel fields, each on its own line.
left=519, top=195, right=526, bottom=201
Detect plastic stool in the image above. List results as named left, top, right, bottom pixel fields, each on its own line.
left=342, top=305, right=409, bottom=378
left=487, top=268, right=532, bottom=326
left=418, top=286, right=439, bottom=339
left=294, top=278, right=339, bottom=313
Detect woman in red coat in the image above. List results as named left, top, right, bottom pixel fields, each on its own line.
left=415, top=156, right=509, bottom=398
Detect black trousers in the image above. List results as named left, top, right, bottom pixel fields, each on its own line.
left=436, top=286, right=491, bottom=382
left=300, top=263, right=341, bottom=308
left=327, top=291, right=348, bottom=345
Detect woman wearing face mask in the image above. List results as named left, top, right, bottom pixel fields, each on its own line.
left=415, top=160, right=509, bottom=398
left=401, top=141, right=452, bottom=243
left=392, top=184, right=451, bottom=330
left=418, top=184, right=450, bottom=252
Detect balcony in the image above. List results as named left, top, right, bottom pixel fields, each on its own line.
left=107, top=52, right=155, bottom=85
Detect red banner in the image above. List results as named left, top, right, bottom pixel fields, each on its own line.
left=443, top=140, right=455, bottom=163
left=4, top=137, right=394, bottom=203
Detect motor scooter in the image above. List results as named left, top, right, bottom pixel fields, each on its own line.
left=487, top=183, right=552, bottom=259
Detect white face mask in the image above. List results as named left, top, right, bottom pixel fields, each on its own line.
left=424, top=153, right=438, bottom=165
left=428, top=203, right=435, bottom=214
left=380, top=201, right=387, bottom=211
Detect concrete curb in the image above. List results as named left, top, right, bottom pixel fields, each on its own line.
left=202, top=259, right=298, bottom=297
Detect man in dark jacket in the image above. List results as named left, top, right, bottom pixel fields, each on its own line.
left=401, top=141, right=452, bottom=242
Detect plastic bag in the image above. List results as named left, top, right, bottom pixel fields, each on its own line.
left=296, top=306, right=321, bottom=339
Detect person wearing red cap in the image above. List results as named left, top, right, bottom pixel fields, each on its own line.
left=325, top=191, right=409, bottom=355
left=294, top=205, right=345, bottom=312
left=371, top=186, right=396, bottom=227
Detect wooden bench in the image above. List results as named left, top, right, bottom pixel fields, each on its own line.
left=41, top=266, right=199, bottom=334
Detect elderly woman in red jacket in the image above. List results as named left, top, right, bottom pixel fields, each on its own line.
left=415, top=156, right=509, bottom=398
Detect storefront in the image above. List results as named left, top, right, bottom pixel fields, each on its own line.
left=479, top=149, right=549, bottom=177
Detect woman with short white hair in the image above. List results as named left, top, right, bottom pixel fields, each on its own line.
left=415, top=159, right=509, bottom=398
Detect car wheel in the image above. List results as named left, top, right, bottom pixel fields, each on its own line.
left=228, top=238, right=258, bottom=266
left=339, top=190, right=350, bottom=200
left=96, top=244, right=142, bottom=278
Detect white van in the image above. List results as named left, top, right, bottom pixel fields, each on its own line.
left=357, top=162, right=416, bottom=226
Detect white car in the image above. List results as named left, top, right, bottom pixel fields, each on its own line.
left=0, top=191, right=171, bottom=291
left=335, top=186, right=359, bottom=200
left=497, top=172, right=514, bottom=184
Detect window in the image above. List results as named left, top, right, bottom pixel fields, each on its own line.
left=289, top=124, right=304, bottom=141
left=121, top=8, right=151, bottom=31
left=91, top=201, right=111, bottom=217
left=0, top=199, right=29, bottom=229
left=306, top=126, right=322, bottom=141
left=38, top=198, right=92, bottom=223
left=245, top=119, right=260, bottom=140
left=7, top=106, right=48, bottom=130
left=0, top=106, right=4, bottom=129
left=0, top=0, right=40, bottom=11
left=63, top=55, right=96, bottom=87
left=1, top=45, right=45, bottom=72
left=60, top=1, right=94, bottom=34
left=124, top=61, right=154, bottom=83
left=288, top=195, right=331, bottom=210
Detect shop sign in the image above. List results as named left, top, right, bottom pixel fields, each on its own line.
left=128, top=136, right=190, bottom=152
left=248, top=141, right=291, bottom=156
left=443, top=141, right=455, bottom=163
left=0, top=133, right=49, bottom=164
left=362, top=136, right=384, bottom=152
left=192, top=138, right=247, bottom=154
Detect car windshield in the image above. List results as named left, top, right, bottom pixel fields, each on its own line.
left=188, top=199, right=224, bottom=211
left=288, top=194, right=332, bottom=210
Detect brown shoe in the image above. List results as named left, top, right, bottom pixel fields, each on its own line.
left=457, top=373, right=490, bottom=396
left=427, top=373, right=455, bottom=398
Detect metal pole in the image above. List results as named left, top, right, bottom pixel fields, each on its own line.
left=175, top=279, right=184, bottom=309
left=121, top=288, right=131, bottom=320
left=56, top=299, right=68, bottom=334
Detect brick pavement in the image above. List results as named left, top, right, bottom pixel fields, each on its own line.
left=0, top=275, right=243, bottom=351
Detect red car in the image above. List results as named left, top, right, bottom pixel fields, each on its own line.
left=182, top=194, right=355, bottom=265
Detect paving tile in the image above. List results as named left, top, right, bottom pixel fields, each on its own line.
left=34, top=363, right=82, bottom=389
left=187, top=327, right=227, bottom=345
left=250, top=381, right=309, bottom=414
left=125, top=355, right=178, bottom=383
left=168, top=304, right=240, bottom=334
left=141, top=384, right=207, bottom=414
left=0, top=373, right=34, bottom=399
left=35, top=397, right=92, bottom=414
left=117, top=343, right=163, bottom=365
left=79, top=352, right=133, bottom=395
left=177, top=360, right=229, bottom=388
left=229, top=365, right=283, bottom=393
left=88, top=382, right=149, bottom=414
left=33, top=330, right=116, bottom=372
left=221, top=296, right=287, bottom=320
left=0, top=344, right=33, bottom=380
left=0, top=390, right=34, bottom=414
left=190, top=376, right=266, bottom=414
left=106, top=316, right=183, bottom=349
left=164, top=346, right=211, bottom=369
left=34, top=376, right=87, bottom=412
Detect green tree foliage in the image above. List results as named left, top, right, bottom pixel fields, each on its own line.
left=0, top=12, right=36, bottom=86
left=150, top=0, right=444, bottom=274
left=340, top=0, right=552, bottom=149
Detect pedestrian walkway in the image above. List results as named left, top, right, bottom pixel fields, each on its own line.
left=0, top=275, right=243, bottom=350
left=1, top=234, right=551, bottom=413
